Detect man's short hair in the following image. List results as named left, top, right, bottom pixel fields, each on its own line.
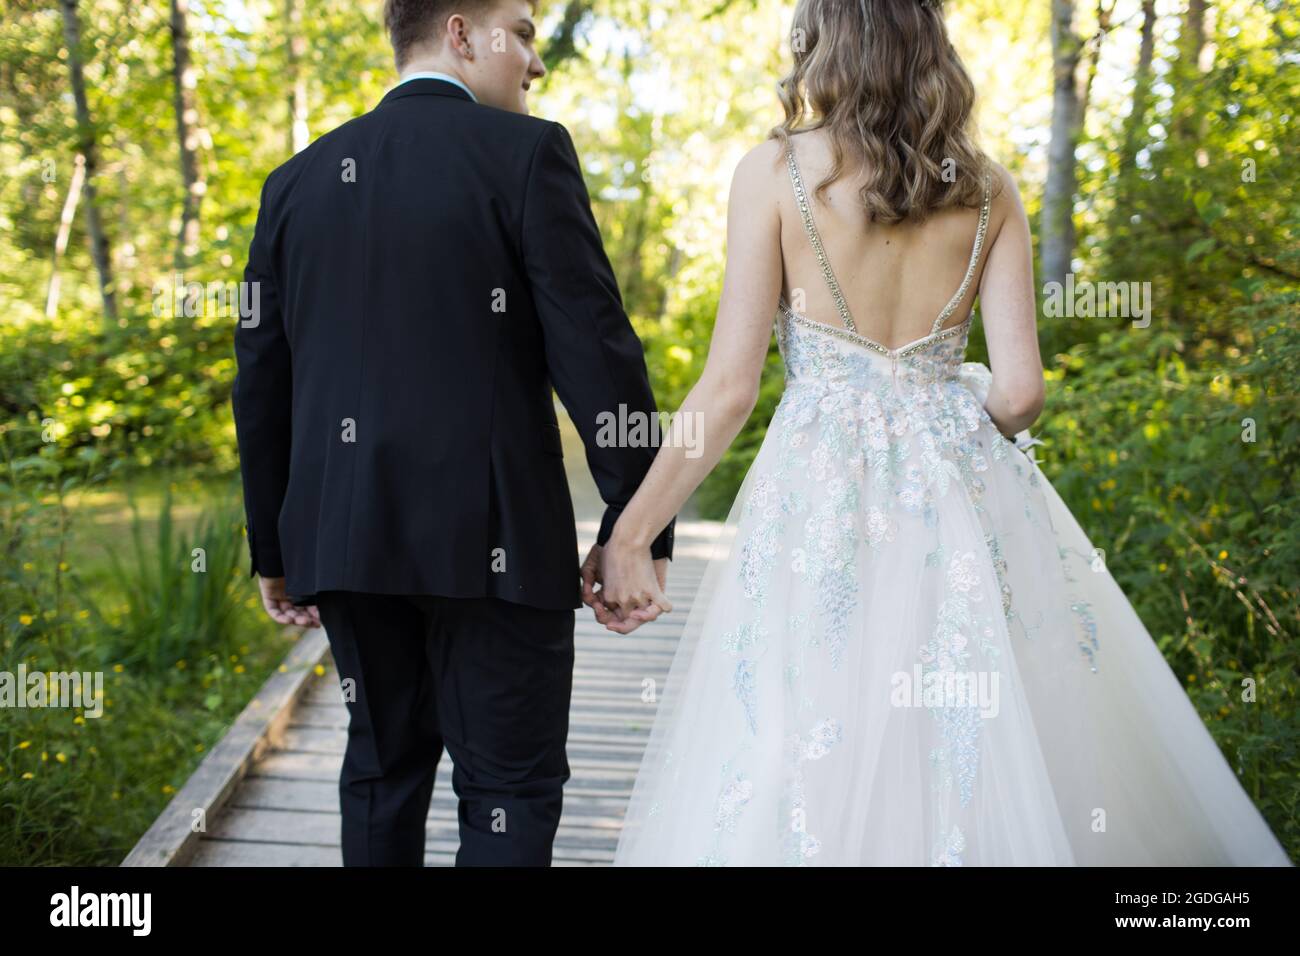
left=382, top=0, right=532, bottom=69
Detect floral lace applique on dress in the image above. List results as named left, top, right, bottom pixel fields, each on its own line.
left=919, top=551, right=1002, bottom=865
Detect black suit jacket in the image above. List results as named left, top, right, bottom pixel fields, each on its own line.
left=232, top=78, right=674, bottom=611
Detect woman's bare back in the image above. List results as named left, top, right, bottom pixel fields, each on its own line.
left=775, top=130, right=1003, bottom=351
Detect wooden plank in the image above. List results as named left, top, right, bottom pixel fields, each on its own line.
left=189, top=840, right=344, bottom=867
left=247, top=751, right=639, bottom=795
left=198, top=810, right=618, bottom=864
left=273, top=728, right=656, bottom=766
left=289, top=709, right=661, bottom=739
left=230, top=777, right=633, bottom=824
left=121, top=628, right=332, bottom=867
left=189, top=839, right=597, bottom=867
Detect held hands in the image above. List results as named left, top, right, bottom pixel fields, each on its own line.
left=580, top=542, right=672, bottom=635
left=257, top=575, right=321, bottom=628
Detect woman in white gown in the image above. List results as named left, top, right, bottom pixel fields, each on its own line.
left=591, top=0, right=1292, bottom=866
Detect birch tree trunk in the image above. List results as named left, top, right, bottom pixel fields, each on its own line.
left=45, top=154, right=87, bottom=318
left=57, top=0, right=116, bottom=324
left=170, top=0, right=204, bottom=266
left=1040, top=0, right=1084, bottom=293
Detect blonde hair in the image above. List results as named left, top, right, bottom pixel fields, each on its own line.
left=771, top=0, right=996, bottom=225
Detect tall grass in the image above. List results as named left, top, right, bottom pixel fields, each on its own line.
left=94, top=482, right=249, bottom=675
left=1, top=431, right=293, bottom=864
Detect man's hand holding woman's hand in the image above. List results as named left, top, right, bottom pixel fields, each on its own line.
left=580, top=541, right=671, bottom=635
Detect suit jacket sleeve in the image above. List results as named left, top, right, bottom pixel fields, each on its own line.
left=520, top=121, right=674, bottom=560
left=231, top=174, right=291, bottom=578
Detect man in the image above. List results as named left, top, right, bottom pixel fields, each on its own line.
left=231, top=0, right=674, bottom=866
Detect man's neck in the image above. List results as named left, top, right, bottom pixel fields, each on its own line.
left=399, top=59, right=468, bottom=85
left=393, top=61, right=479, bottom=104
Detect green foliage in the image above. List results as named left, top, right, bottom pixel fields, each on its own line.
left=94, top=481, right=251, bottom=675
left=0, top=437, right=289, bottom=865
left=1038, top=3, right=1300, bottom=849
left=1034, top=287, right=1300, bottom=852
left=0, top=310, right=241, bottom=474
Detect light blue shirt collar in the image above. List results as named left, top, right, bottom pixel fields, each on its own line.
left=393, top=71, right=477, bottom=103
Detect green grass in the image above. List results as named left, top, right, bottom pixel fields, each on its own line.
left=0, top=460, right=304, bottom=865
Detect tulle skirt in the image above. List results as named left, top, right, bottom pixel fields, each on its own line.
left=612, top=380, right=1292, bottom=867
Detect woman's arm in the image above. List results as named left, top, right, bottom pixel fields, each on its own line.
left=597, top=141, right=785, bottom=623
left=978, top=164, right=1045, bottom=438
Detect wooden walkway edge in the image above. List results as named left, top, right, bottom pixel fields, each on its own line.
left=121, top=627, right=333, bottom=866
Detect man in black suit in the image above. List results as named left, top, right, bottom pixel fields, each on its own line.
left=231, top=0, right=674, bottom=866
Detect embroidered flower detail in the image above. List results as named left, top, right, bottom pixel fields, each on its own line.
left=722, top=621, right=767, bottom=656
left=733, top=659, right=758, bottom=734
left=947, top=551, right=982, bottom=595
left=802, top=717, right=844, bottom=760
left=864, top=506, right=897, bottom=550
left=1072, top=601, right=1099, bottom=672
left=782, top=717, right=844, bottom=865
left=933, top=824, right=967, bottom=867
left=713, top=774, right=753, bottom=834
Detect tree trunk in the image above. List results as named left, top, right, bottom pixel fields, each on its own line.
left=170, top=0, right=204, bottom=267
left=57, top=0, right=116, bottom=324
left=1078, top=0, right=1115, bottom=120
left=1117, top=0, right=1157, bottom=179
left=541, top=0, right=596, bottom=71
left=1040, top=0, right=1084, bottom=293
left=1170, top=0, right=1213, bottom=326
left=286, top=0, right=309, bottom=154
left=1108, top=0, right=1157, bottom=250
left=1173, top=0, right=1211, bottom=147
left=46, top=153, right=87, bottom=318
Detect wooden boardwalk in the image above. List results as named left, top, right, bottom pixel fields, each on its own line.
left=187, top=520, right=722, bottom=866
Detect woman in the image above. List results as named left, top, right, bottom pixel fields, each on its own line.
left=594, top=0, right=1291, bottom=865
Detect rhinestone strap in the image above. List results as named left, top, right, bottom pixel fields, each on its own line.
left=784, top=141, right=859, bottom=335
left=929, top=167, right=993, bottom=336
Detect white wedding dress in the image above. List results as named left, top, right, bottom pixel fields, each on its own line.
left=612, top=145, right=1292, bottom=867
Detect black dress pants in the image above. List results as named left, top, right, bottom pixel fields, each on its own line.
left=315, top=591, right=575, bottom=866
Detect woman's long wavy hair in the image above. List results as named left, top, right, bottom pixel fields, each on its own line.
left=771, top=0, right=995, bottom=225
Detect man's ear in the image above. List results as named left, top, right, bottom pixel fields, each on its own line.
left=446, top=14, right=472, bottom=59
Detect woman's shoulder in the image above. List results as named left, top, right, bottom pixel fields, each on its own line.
left=738, top=137, right=788, bottom=174
left=733, top=131, right=832, bottom=195
left=983, top=158, right=1023, bottom=210
left=727, top=139, right=792, bottom=204
left=976, top=158, right=1030, bottom=248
